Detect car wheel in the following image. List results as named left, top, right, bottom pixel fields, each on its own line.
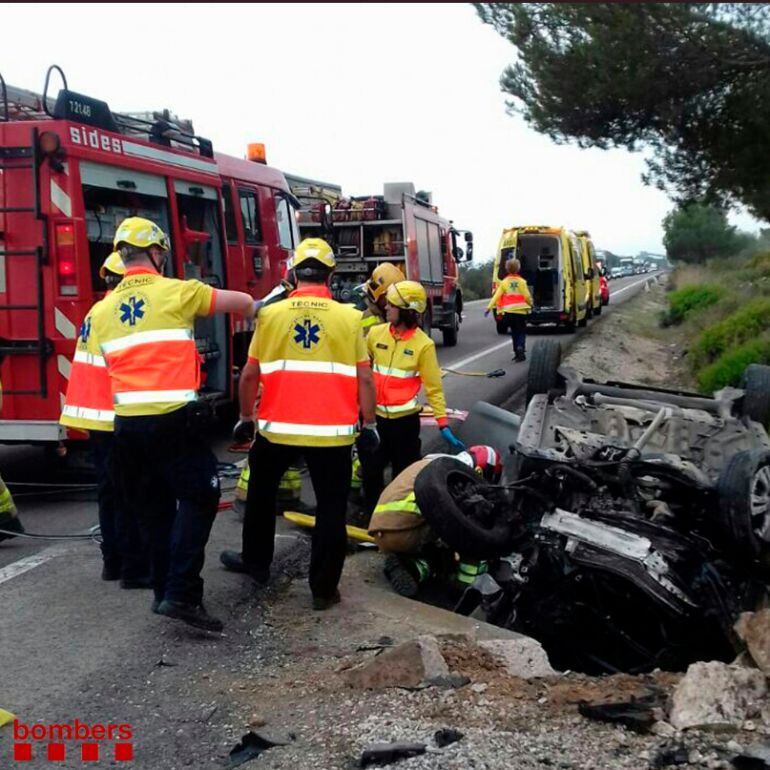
left=414, top=457, right=517, bottom=560
left=741, top=364, right=770, bottom=426
left=595, top=303, right=603, bottom=316
left=442, top=309, right=460, bottom=347
left=717, top=449, right=770, bottom=558
left=526, top=339, right=564, bottom=403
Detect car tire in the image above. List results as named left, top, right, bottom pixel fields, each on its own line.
left=578, top=312, right=588, bottom=328
left=496, top=319, right=508, bottom=336
left=717, top=450, right=770, bottom=558
left=526, top=339, right=563, bottom=403
left=442, top=309, right=460, bottom=347
left=414, top=457, right=516, bottom=560
left=741, top=364, right=770, bottom=426
left=595, top=303, right=603, bottom=316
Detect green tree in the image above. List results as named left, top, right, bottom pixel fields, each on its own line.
left=459, top=261, right=495, bottom=300
left=662, top=203, right=750, bottom=263
left=474, top=3, right=770, bottom=221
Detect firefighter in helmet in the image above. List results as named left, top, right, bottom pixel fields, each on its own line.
left=359, top=262, right=405, bottom=335
left=368, top=445, right=503, bottom=597
left=360, top=280, right=465, bottom=515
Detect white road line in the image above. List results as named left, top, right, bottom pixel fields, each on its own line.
left=0, top=545, right=68, bottom=587
left=448, top=274, right=656, bottom=370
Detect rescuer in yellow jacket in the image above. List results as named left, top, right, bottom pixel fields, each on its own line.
left=485, top=257, right=533, bottom=362
left=60, top=253, right=150, bottom=587
left=88, top=216, right=257, bottom=633
left=220, top=238, right=378, bottom=611
left=0, top=380, right=23, bottom=544
left=368, top=445, right=502, bottom=597
left=361, top=280, right=464, bottom=515
left=359, top=262, right=405, bottom=335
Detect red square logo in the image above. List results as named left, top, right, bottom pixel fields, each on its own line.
left=48, top=743, right=66, bottom=761
left=115, top=743, right=134, bottom=761
left=13, top=743, right=32, bottom=761
left=81, top=743, right=100, bottom=761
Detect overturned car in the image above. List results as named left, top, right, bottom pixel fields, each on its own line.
left=415, top=341, right=770, bottom=674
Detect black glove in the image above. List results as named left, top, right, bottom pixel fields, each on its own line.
left=233, top=418, right=255, bottom=444
left=357, top=423, right=380, bottom=455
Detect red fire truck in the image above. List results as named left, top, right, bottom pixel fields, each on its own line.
left=286, top=176, right=473, bottom=347
left=0, top=67, right=300, bottom=446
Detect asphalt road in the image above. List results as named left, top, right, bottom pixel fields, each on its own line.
left=0, top=270, right=659, bottom=768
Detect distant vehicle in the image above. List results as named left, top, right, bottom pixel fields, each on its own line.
left=600, top=273, right=610, bottom=305
left=575, top=231, right=601, bottom=320
left=492, top=225, right=588, bottom=333
left=609, top=266, right=624, bottom=280
left=619, top=258, right=635, bottom=277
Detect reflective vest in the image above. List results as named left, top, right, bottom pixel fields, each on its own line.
left=247, top=285, right=367, bottom=447
left=366, top=324, right=447, bottom=427
left=89, top=268, right=215, bottom=417
left=487, top=274, right=532, bottom=315
left=368, top=458, right=433, bottom=535
left=360, top=308, right=384, bottom=335
left=60, top=300, right=115, bottom=432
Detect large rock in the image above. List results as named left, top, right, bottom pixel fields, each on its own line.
left=735, top=611, right=770, bottom=674
left=669, top=661, right=768, bottom=730
left=342, top=635, right=449, bottom=690
left=477, top=638, right=556, bottom=679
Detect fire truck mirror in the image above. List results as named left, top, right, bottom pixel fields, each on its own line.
left=464, top=231, right=473, bottom=243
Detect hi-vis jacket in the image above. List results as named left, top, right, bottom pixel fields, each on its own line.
left=487, top=274, right=533, bottom=315
left=60, top=299, right=114, bottom=432
left=366, top=324, right=447, bottom=427
left=247, top=285, right=367, bottom=447
left=89, top=268, right=216, bottom=417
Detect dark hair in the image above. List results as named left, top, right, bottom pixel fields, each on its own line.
left=397, top=308, right=420, bottom=329
left=118, top=244, right=147, bottom=264
left=294, top=257, right=332, bottom=284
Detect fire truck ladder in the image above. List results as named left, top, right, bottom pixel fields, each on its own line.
left=0, top=75, right=51, bottom=398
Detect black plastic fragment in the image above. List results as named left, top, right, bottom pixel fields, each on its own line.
left=578, top=694, right=661, bottom=734
left=360, top=742, right=427, bottom=767
left=434, top=728, right=464, bottom=748
left=227, top=731, right=290, bottom=768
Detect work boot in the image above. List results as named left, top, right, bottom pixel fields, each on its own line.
left=383, top=554, right=426, bottom=598
left=151, top=597, right=161, bottom=614
left=156, top=600, right=224, bottom=632
left=513, top=349, right=526, bottom=362
left=312, top=589, right=341, bottom=611
left=0, top=515, right=24, bottom=543
left=220, top=550, right=269, bottom=585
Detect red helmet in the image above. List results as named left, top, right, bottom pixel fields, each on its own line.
left=458, top=445, right=502, bottom=483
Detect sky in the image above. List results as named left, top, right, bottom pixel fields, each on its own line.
left=2, top=2, right=761, bottom=262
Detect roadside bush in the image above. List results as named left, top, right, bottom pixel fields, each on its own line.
left=697, top=334, right=770, bottom=392
left=664, top=284, right=723, bottom=325
left=688, top=297, right=770, bottom=370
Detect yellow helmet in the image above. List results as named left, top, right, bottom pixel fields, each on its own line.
left=386, top=280, right=427, bottom=314
left=290, top=238, right=336, bottom=270
left=99, top=251, right=126, bottom=279
left=365, top=262, right=405, bottom=303
left=113, top=217, right=170, bottom=252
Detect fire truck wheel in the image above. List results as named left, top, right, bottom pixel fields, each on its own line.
left=442, top=309, right=460, bottom=347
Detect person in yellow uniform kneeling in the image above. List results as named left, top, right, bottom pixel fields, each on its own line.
left=361, top=280, right=464, bottom=515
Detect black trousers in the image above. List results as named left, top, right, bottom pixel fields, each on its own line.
left=505, top=313, right=527, bottom=354
left=361, top=412, right=422, bottom=515
left=114, top=408, right=220, bottom=605
left=91, top=431, right=148, bottom=580
left=242, top=433, right=352, bottom=599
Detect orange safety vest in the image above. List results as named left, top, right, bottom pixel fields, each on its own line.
left=247, top=285, right=367, bottom=447
left=366, top=324, right=447, bottom=427
left=89, top=268, right=216, bottom=417
left=60, top=300, right=115, bottom=432
left=488, top=274, right=532, bottom=315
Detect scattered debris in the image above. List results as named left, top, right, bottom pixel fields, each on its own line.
left=359, top=741, right=427, bottom=767
left=735, top=611, right=770, bottom=675
left=154, top=657, right=177, bottom=667
left=477, top=638, right=556, bottom=679
left=578, top=692, right=663, bottom=734
left=357, top=636, right=395, bottom=652
left=227, top=730, right=291, bottom=768
left=650, top=741, right=690, bottom=768
left=670, top=662, right=768, bottom=730
left=342, top=635, right=449, bottom=690
left=433, top=728, right=464, bottom=748
left=732, top=742, right=770, bottom=769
